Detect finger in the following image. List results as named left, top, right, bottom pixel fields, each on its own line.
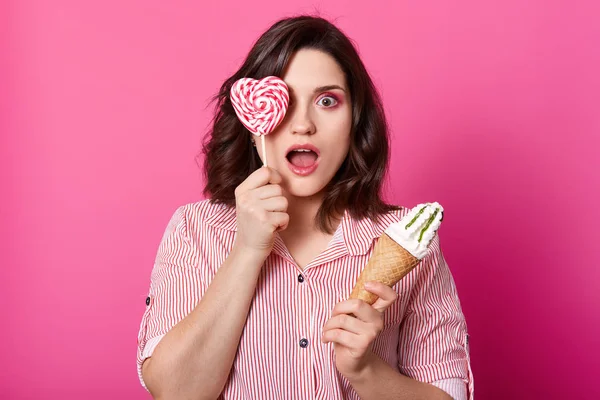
left=322, top=329, right=367, bottom=350
left=260, top=196, right=288, bottom=212
left=254, top=184, right=284, bottom=200
left=364, top=282, right=399, bottom=313
left=236, top=167, right=282, bottom=194
left=268, top=211, right=290, bottom=231
left=332, top=299, right=380, bottom=324
left=267, top=167, right=283, bottom=184
left=323, top=313, right=369, bottom=336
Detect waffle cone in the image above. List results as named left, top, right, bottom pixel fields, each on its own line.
left=349, top=233, right=420, bottom=305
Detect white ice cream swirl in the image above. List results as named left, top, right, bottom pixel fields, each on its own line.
left=384, top=202, right=444, bottom=259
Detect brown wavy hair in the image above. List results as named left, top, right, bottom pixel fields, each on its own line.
left=201, top=15, right=400, bottom=233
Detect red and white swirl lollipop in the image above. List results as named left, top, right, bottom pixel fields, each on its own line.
left=230, top=76, right=289, bottom=167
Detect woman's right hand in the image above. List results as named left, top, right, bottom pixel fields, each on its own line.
left=232, top=166, right=289, bottom=259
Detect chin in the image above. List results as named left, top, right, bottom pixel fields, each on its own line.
left=283, top=178, right=327, bottom=199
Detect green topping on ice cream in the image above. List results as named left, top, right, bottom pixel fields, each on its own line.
left=419, top=208, right=439, bottom=243
left=405, top=206, right=427, bottom=229
left=385, top=202, right=445, bottom=259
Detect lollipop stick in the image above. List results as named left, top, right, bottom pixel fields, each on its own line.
left=261, top=135, right=268, bottom=167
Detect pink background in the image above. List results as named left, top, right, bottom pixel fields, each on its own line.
left=2, top=1, right=599, bottom=399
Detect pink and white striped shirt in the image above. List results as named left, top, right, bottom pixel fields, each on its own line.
left=136, top=200, right=474, bottom=399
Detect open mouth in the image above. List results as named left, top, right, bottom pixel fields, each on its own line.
left=285, top=144, right=320, bottom=176
left=286, top=149, right=318, bottom=167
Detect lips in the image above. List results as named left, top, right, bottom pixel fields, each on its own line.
left=286, top=143, right=321, bottom=157
left=285, top=143, right=321, bottom=176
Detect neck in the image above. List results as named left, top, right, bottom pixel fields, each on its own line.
left=282, top=192, right=343, bottom=236
left=284, top=193, right=323, bottom=234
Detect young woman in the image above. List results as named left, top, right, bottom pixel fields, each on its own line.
left=136, top=15, right=473, bottom=400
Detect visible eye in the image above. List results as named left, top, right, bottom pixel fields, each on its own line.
left=316, top=95, right=338, bottom=108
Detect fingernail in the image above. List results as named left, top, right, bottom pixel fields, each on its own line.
left=364, top=282, right=374, bottom=289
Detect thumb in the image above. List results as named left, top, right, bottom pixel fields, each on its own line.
left=365, top=281, right=399, bottom=313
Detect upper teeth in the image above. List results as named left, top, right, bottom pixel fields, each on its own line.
left=294, top=149, right=311, bottom=152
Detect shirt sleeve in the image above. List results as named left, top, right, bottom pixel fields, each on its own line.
left=135, top=205, right=205, bottom=392
left=397, top=233, right=474, bottom=399
left=431, top=378, right=469, bottom=400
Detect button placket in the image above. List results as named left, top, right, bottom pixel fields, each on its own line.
left=297, top=271, right=315, bottom=398
left=298, top=272, right=309, bottom=349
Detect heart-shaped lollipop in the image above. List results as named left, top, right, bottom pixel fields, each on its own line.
left=230, top=76, right=289, bottom=167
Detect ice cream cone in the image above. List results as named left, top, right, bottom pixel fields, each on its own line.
left=349, top=232, right=420, bottom=305
left=349, top=202, right=444, bottom=305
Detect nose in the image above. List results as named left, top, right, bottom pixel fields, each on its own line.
left=289, top=104, right=316, bottom=135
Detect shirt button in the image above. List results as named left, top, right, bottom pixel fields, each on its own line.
left=299, top=338, right=309, bottom=348
left=298, top=274, right=305, bottom=283
left=145, top=296, right=151, bottom=306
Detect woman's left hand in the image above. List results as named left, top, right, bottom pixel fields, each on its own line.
left=322, top=281, right=399, bottom=380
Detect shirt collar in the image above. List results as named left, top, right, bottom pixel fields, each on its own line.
left=340, top=208, right=405, bottom=255
left=203, top=201, right=404, bottom=256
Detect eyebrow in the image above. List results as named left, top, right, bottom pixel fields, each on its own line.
left=288, top=85, right=347, bottom=95
left=313, top=85, right=346, bottom=93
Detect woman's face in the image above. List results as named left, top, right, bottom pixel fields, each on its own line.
left=256, top=48, right=352, bottom=200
